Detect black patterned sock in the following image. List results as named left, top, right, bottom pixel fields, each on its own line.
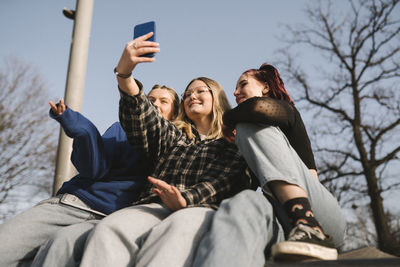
left=283, top=197, right=324, bottom=233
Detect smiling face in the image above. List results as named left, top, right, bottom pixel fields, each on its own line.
left=148, top=88, right=175, bottom=120
left=234, top=73, right=267, bottom=104
left=183, top=79, right=214, bottom=122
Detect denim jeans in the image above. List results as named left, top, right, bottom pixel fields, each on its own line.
left=0, top=195, right=101, bottom=267
left=193, top=190, right=287, bottom=267
left=193, top=124, right=346, bottom=267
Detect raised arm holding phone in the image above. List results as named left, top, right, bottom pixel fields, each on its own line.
left=78, top=26, right=254, bottom=266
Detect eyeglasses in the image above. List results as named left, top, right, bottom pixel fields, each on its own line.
left=182, top=86, right=211, bottom=100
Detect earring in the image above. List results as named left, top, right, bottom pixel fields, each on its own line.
left=262, top=87, right=269, bottom=95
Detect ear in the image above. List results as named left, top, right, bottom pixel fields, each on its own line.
left=262, top=85, right=269, bottom=96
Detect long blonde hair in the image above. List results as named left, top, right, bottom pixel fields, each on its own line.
left=173, top=77, right=231, bottom=139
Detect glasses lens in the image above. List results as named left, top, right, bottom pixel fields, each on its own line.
left=183, top=86, right=210, bottom=99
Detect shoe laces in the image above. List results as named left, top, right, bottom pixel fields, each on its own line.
left=288, top=224, right=326, bottom=241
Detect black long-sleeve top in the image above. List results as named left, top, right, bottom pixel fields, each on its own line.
left=223, top=97, right=316, bottom=170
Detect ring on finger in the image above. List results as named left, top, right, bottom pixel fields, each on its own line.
left=132, top=42, right=138, bottom=49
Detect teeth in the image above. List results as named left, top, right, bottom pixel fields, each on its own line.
left=190, top=102, right=201, bottom=106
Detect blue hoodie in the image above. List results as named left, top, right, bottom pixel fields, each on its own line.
left=51, top=107, right=147, bottom=215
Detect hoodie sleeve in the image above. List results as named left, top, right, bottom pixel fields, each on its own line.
left=50, top=107, right=111, bottom=179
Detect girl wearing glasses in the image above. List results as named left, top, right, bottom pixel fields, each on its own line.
left=77, top=32, right=254, bottom=267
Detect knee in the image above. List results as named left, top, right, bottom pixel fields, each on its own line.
left=50, top=230, right=72, bottom=244
left=50, top=227, right=86, bottom=246
left=0, top=216, right=26, bottom=244
left=90, top=220, right=114, bottom=238
left=165, top=208, right=214, bottom=230
left=233, top=189, right=263, bottom=203
left=219, top=190, right=274, bottom=224
left=229, top=190, right=272, bottom=213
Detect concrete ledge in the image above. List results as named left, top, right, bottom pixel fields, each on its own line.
left=338, top=246, right=397, bottom=259
left=266, top=247, right=399, bottom=266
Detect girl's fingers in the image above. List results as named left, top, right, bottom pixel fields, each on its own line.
left=137, top=47, right=160, bottom=54
left=140, top=40, right=160, bottom=47
left=148, top=176, right=161, bottom=186
left=49, top=101, right=57, bottom=110
left=135, top=57, right=156, bottom=63
left=49, top=100, right=63, bottom=115
left=171, top=186, right=180, bottom=195
left=128, top=33, right=159, bottom=51
left=132, top=47, right=160, bottom=59
left=133, top=41, right=160, bottom=49
left=148, top=176, right=170, bottom=191
left=153, top=188, right=162, bottom=196
left=132, top=32, right=155, bottom=43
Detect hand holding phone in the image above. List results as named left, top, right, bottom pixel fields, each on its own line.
left=134, top=21, right=156, bottom=57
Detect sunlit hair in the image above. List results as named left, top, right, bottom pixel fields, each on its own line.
left=174, top=77, right=231, bottom=140
left=148, top=84, right=180, bottom=120
left=243, top=63, right=294, bottom=104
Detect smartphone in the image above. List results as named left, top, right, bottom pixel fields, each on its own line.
left=133, top=21, right=156, bottom=57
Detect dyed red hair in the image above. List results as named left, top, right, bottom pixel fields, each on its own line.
left=243, top=63, right=294, bottom=104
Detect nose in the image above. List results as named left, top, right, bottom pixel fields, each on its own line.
left=189, top=92, right=198, bottom=100
left=153, top=100, right=162, bottom=112
left=233, top=88, right=239, bottom=96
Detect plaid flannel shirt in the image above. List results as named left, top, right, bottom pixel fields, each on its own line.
left=119, top=82, right=253, bottom=209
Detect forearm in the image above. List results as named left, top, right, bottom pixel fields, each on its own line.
left=116, top=75, right=140, bottom=96
left=181, top=175, right=249, bottom=208
left=114, top=43, right=140, bottom=96
left=114, top=33, right=159, bottom=96
left=119, top=89, right=180, bottom=158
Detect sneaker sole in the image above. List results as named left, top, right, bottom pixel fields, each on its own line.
left=271, top=241, right=338, bottom=261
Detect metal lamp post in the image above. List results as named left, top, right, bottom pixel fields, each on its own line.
left=53, top=0, right=94, bottom=194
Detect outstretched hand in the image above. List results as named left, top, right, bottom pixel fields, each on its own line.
left=148, top=176, right=187, bottom=211
left=49, top=99, right=66, bottom=116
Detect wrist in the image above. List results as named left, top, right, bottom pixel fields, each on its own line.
left=114, top=67, right=132, bottom=79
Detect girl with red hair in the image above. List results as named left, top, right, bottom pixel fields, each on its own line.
left=194, top=63, right=346, bottom=265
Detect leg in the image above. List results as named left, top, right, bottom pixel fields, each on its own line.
left=136, top=207, right=214, bottom=267
left=31, top=219, right=99, bottom=267
left=80, top=203, right=171, bottom=267
left=0, top=197, right=95, bottom=267
left=236, top=124, right=346, bottom=246
left=193, top=190, right=286, bottom=267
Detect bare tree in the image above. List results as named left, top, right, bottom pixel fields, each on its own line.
left=276, top=0, right=400, bottom=255
left=0, top=57, right=57, bottom=222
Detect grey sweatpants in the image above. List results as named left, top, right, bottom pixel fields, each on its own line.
left=0, top=196, right=101, bottom=267
left=80, top=203, right=214, bottom=267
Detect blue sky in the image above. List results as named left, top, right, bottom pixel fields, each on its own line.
left=2, top=0, right=400, bottom=219
left=0, top=0, right=320, bottom=133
